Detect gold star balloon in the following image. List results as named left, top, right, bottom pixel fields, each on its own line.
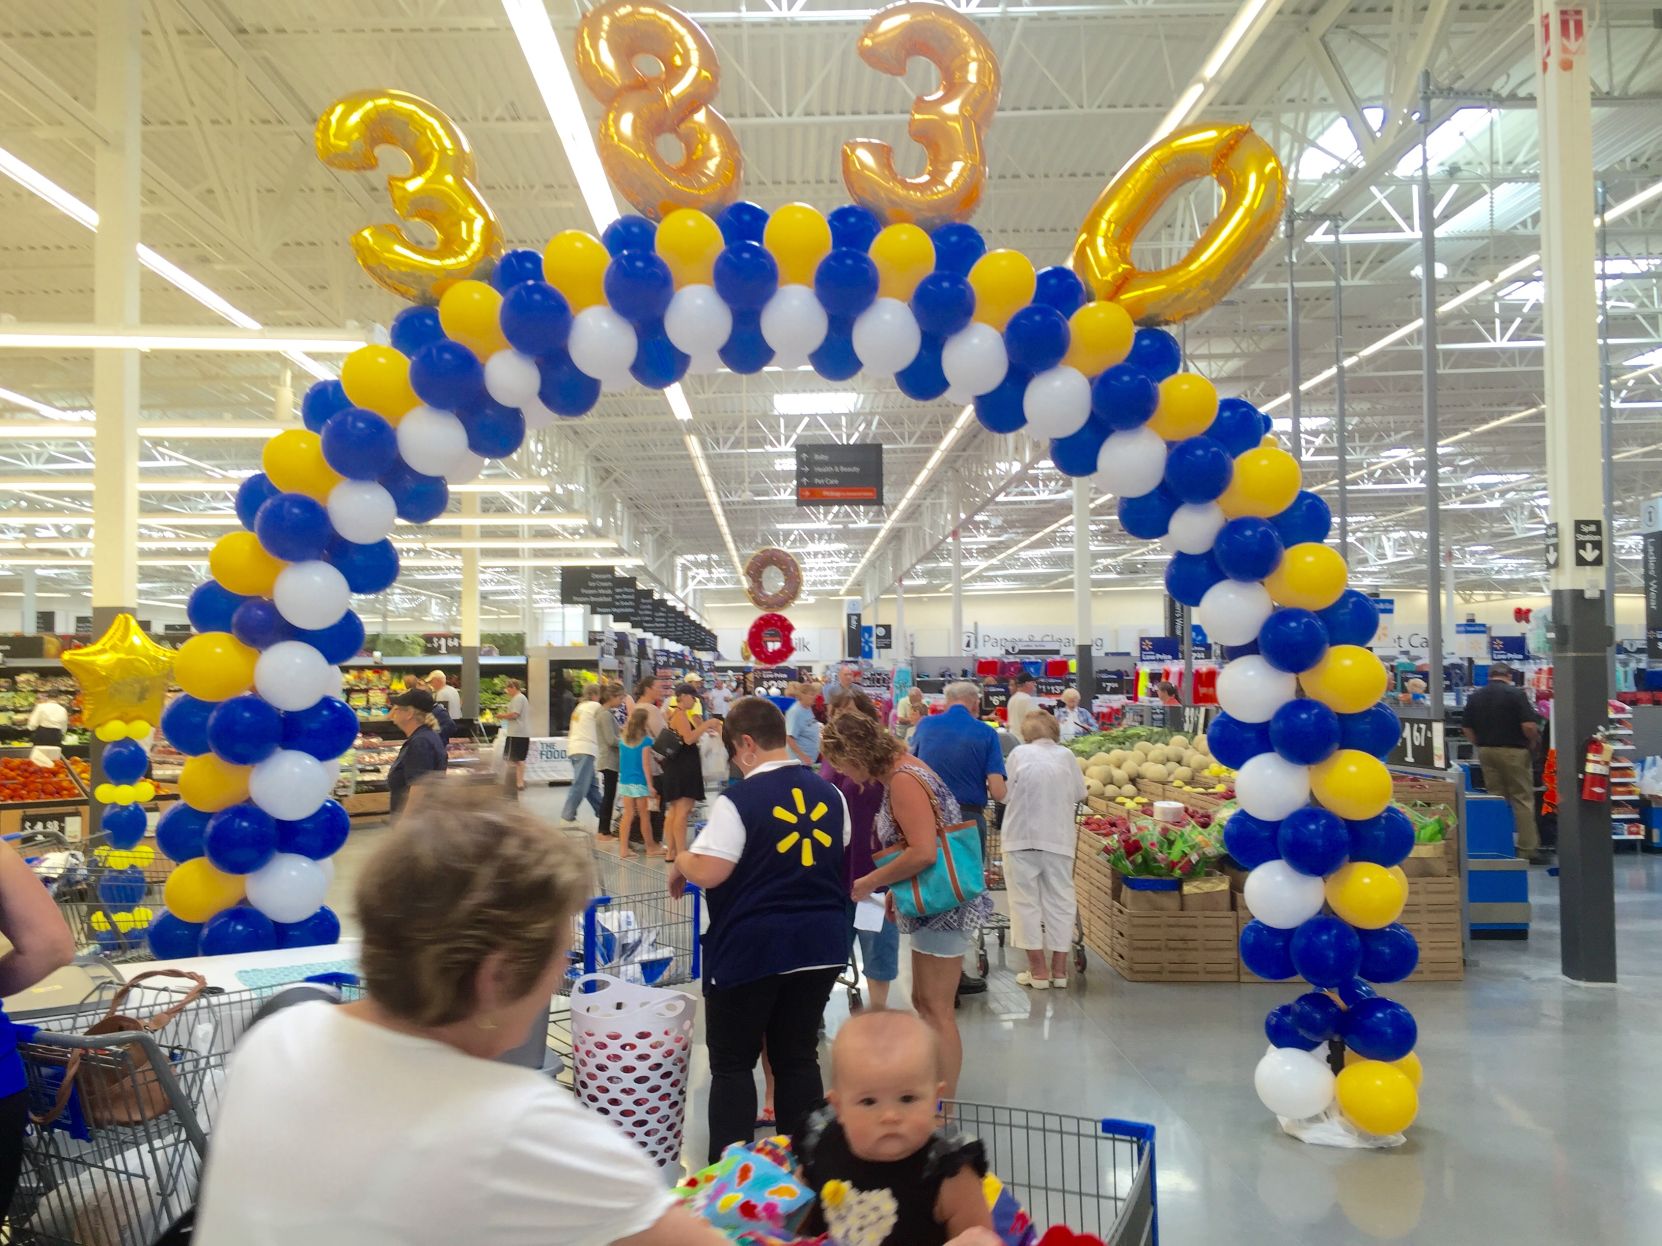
left=62, top=614, right=175, bottom=730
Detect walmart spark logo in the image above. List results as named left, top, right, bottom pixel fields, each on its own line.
left=774, top=786, right=833, bottom=867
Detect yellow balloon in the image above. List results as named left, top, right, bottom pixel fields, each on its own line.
left=134, top=780, right=157, bottom=803
left=1334, top=1060, right=1418, bottom=1135
left=178, top=754, right=251, bottom=814
left=163, top=858, right=246, bottom=925
left=1217, top=445, right=1301, bottom=518
left=60, top=614, right=175, bottom=730
left=209, top=531, right=286, bottom=599
left=655, top=209, right=725, bottom=287
left=1300, top=644, right=1389, bottom=715
left=1148, top=372, right=1218, bottom=441
left=1265, top=542, right=1349, bottom=611
left=869, top=223, right=935, bottom=301
left=1388, top=864, right=1408, bottom=889
left=340, top=345, right=419, bottom=424
left=967, top=249, right=1036, bottom=330
left=1324, top=860, right=1406, bottom=928
left=763, top=203, right=833, bottom=287
left=127, top=720, right=154, bottom=741
left=1344, top=1047, right=1422, bottom=1088
left=94, top=783, right=116, bottom=804
left=112, top=785, right=136, bottom=805
left=438, top=278, right=509, bottom=357
left=262, top=430, right=342, bottom=502
left=95, top=721, right=128, bottom=742
left=544, top=230, right=609, bottom=310
left=1312, top=749, right=1393, bottom=821
left=174, top=631, right=258, bottom=703
left=1062, top=301, right=1135, bottom=375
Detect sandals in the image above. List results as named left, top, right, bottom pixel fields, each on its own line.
left=1016, top=972, right=1050, bottom=991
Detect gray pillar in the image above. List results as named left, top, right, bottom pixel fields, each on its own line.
left=1285, top=207, right=1302, bottom=464
left=1418, top=73, right=1443, bottom=723
left=1073, top=478, right=1094, bottom=694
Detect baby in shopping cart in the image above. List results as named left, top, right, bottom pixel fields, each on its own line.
left=793, top=1011, right=997, bottom=1246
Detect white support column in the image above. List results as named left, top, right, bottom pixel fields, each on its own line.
left=949, top=482, right=965, bottom=662
left=894, top=565, right=907, bottom=663
left=21, top=570, right=37, bottom=634
left=460, top=494, right=482, bottom=717
left=1073, top=478, right=1093, bottom=691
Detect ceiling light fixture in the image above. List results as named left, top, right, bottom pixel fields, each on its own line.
left=0, top=329, right=363, bottom=353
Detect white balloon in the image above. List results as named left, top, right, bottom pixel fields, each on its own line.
left=1164, top=502, right=1226, bottom=554
left=273, top=561, right=350, bottom=631
left=483, top=349, right=541, bottom=407
left=568, top=306, right=638, bottom=382
left=247, top=852, right=331, bottom=925
left=249, top=749, right=334, bottom=822
left=1254, top=1047, right=1336, bottom=1120
left=520, top=398, right=557, bottom=431
left=851, top=298, right=922, bottom=377
left=1197, top=580, right=1275, bottom=647
left=254, top=641, right=334, bottom=713
left=1023, top=366, right=1092, bottom=439
left=1093, top=427, right=1166, bottom=498
left=326, top=480, right=396, bottom=545
left=1218, top=655, right=1297, bottom=723
left=941, top=323, right=1008, bottom=397
left=1243, top=860, right=1327, bottom=928
left=443, top=451, right=486, bottom=484
left=1236, top=754, right=1313, bottom=822
left=760, top=284, right=829, bottom=369
left=396, top=405, right=469, bottom=477
left=664, top=285, right=732, bottom=357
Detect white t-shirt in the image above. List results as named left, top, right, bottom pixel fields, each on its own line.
left=26, top=701, right=68, bottom=733
left=1002, top=739, right=1088, bottom=857
left=195, top=1004, right=672, bottom=1246
left=502, top=691, right=531, bottom=738
left=690, top=759, right=852, bottom=862
left=433, top=684, right=461, bottom=721
left=709, top=686, right=731, bottom=715
left=568, top=700, right=600, bottom=755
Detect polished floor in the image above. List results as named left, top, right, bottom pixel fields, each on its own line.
left=328, top=791, right=1662, bottom=1245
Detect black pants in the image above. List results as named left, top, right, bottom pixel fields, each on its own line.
left=0, top=1088, right=27, bottom=1222
left=704, top=967, right=840, bottom=1163
left=596, top=768, right=619, bottom=837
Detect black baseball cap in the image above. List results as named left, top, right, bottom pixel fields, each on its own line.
left=391, top=688, right=436, bottom=712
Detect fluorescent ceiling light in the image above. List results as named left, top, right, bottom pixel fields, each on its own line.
left=772, top=392, right=863, bottom=417
left=0, top=329, right=363, bottom=353
left=0, top=385, right=92, bottom=422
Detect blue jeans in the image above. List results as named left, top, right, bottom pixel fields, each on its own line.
left=562, top=752, right=604, bottom=820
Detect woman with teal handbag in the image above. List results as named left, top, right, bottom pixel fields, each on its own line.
left=822, top=713, right=992, bottom=1100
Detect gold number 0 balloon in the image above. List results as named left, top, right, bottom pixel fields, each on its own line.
left=842, top=1, right=1001, bottom=229
left=315, top=90, right=503, bottom=305
left=576, top=0, right=743, bottom=220
left=1072, top=123, right=1285, bottom=326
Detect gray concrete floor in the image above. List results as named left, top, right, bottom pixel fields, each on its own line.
left=328, top=791, right=1662, bottom=1245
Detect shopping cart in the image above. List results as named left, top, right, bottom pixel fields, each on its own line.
left=973, top=821, right=1088, bottom=981
left=12, top=829, right=172, bottom=964
left=947, top=1101, right=1157, bottom=1245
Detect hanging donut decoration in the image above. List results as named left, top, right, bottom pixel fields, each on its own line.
left=747, top=613, right=796, bottom=667
left=744, top=546, right=803, bottom=611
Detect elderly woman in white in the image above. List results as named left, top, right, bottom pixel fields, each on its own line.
left=1001, top=712, right=1087, bottom=989
left=1054, top=687, right=1097, bottom=741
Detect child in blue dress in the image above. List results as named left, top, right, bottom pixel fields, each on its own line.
left=617, top=707, right=661, bottom=858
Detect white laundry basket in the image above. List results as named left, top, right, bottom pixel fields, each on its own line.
left=569, top=973, right=697, bottom=1170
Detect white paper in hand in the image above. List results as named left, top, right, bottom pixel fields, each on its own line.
left=853, top=895, right=888, bottom=933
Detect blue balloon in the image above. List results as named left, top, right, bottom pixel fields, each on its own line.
left=828, top=204, right=882, bottom=253
left=1213, top=517, right=1285, bottom=582
left=1291, top=916, right=1363, bottom=988
left=1164, top=550, right=1224, bottom=607
left=300, top=380, right=352, bottom=434
left=327, top=537, right=399, bottom=595
left=1117, top=485, right=1180, bottom=540
left=1163, top=437, right=1233, bottom=504
left=161, top=694, right=215, bottom=757
left=1290, top=991, right=1343, bottom=1043
left=322, top=407, right=399, bottom=481
left=207, top=694, right=283, bottom=766
left=630, top=327, right=690, bottom=390
left=1004, top=305, right=1070, bottom=373
left=719, top=308, right=774, bottom=374
left=102, top=802, right=148, bottom=849
left=1210, top=397, right=1265, bottom=456
left=490, top=247, right=546, bottom=292
left=155, top=803, right=208, bottom=863
left=603, top=250, right=674, bottom=323
left=1266, top=1003, right=1319, bottom=1050
left=102, top=738, right=150, bottom=785
left=97, top=866, right=146, bottom=907
left=254, top=493, right=334, bottom=563
left=1335, top=978, right=1376, bottom=1008
left=278, top=801, right=351, bottom=859
left=1223, top=810, right=1281, bottom=869
left=201, top=905, right=277, bottom=957
left=147, top=912, right=203, bottom=959
left=460, top=400, right=525, bottom=459
left=409, top=340, right=485, bottom=411
left=381, top=462, right=449, bottom=524
left=1050, top=412, right=1112, bottom=478
left=1340, top=704, right=1400, bottom=758
left=187, top=581, right=247, bottom=635
left=388, top=306, right=445, bottom=357
left=281, top=697, right=359, bottom=762
left=1032, top=265, right=1085, bottom=316
left=895, top=338, right=949, bottom=402
left=1259, top=608, right=1330, bottom=674
left=1270, top=700, right=1342, bottom=767
left=974, top=370, right=1030, bottom=434
left=1358, top=924, right=1419, bottom=985
left=1341, top=997, right=1417, bottom=1062
left=809, top=321, right=861, bottom=381
left=231, top=598, right=293, bottom=650
left=537, top=352, right=601, bottom=416
left=1128, top=327, right=1182, bottom=380
left=205, top=803, right=279, bottom=874
left=1347, top=807, right=1415, bottom=867
left=712, top=242, right=778, bottom=311
left=910, top=272, right=974, bottom=338
left=930, top=222, right=985, bottom=276
left=235, top=473, right=280, bottom=531
left=1319, top=590, right=1380, bottom=648
left=601, top=214, right=657, bottom=256
left=814, top=249, right=880, bottom=318
left=1240, top=920, right=1297, bottom=980
left=1091, top=364, right=1158, bottom=430
left=717, top=200, right=769, bottom=245
left=502, top=281, right=572, bottom=356
left=1277, top=806, right=1349, bottom=875
left=1208, top=711, right=1273, bottom=769
left=274, top=905, right=342, bottom=950
left=296, top=609, right=365, bottom=667
left=1274, top=491, right=1334, bottom=546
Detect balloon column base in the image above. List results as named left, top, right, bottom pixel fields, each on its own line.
left=1276, top=1107, right=1405, bottom=1150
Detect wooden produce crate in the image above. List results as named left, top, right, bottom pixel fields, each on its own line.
left=1073, top=825, right=1118, bottom=961
left=341, top=789, right=392, bottom=817
left=0, top=800, right=90, bottom=839
left=1107, top=900, right=1239, bottom=983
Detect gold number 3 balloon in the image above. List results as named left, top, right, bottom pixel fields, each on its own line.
left=576, top=0, right=743, bottom=220
left=1071, top=122, right=1285, bottom=326
left=315, top=90, right=503, bottom=305
left=842, top=1, right=1001, bottom=230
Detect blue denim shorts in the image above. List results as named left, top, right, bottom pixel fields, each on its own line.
left=908, top=922, right=971, bottom=960
left=855, top=917, right=901, bottom=982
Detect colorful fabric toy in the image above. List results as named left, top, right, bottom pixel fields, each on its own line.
left=984, top=1173, right=1037, bottom=1246
left=677, top=1140, right=817, bottom=1240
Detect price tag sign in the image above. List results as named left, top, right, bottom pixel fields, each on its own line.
left=1388, top=718, right=1446, bottom=770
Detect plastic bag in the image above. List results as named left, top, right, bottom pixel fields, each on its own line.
left=1277, top=1104, right=1405, bottom=1149
left=1638, top=756, right=1662, bottom=800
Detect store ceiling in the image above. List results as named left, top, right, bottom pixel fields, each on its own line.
left=1, top=0, right=1661, bottom=627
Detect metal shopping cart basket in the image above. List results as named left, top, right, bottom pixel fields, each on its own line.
left=947, top=1101, right=1157, bottom=1246
left=13, top=829, right=172, bottom=965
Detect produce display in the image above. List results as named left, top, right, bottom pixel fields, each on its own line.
left=0, top=672, right=85, bottom=747
left=0, top=756, right=86, bottom=804
left=1071, top=729, right=1232, bottom=807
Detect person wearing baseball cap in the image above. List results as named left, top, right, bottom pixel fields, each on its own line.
left=388, top=687, right=448, bottom=815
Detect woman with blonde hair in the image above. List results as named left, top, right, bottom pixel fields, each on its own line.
left=196, top=789, right=724, bottom=1246
left=1002, top=712, right=1087, bottom=989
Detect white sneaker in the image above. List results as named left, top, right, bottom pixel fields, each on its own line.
left=1015, top=971, right=1050, bottom=990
